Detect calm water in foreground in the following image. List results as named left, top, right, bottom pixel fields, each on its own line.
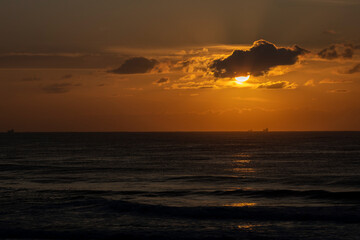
left=0, top=132, right=359, bottom=239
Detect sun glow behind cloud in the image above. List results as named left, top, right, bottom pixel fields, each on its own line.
left=235, top=75, right=250, bottom=84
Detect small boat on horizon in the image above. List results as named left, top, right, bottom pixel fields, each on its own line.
left=263, top=128, right=269, bottom=133
left=7, top=129, right=15, bottom=134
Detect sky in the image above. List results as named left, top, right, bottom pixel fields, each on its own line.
left=1, top=0, right=360, bottom=131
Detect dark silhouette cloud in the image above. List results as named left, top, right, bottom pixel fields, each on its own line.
left=318, top=44, right=356, bottom=59
left=344, top=63, right=360, bottom=74
left=342, top=48, right=353, bottom=58
left=318, top=45, right=339, bottom=59
left=210, top=40, right=308, bottom=78
left=42, top=83, right=81, bottom=94
left=110, top=57, right=159, bottom=74
left=155, top=77, right=170, bottom=85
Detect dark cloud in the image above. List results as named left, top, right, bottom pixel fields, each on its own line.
left=344, top=63, right=360, bottom=74
left=42, top=83, right=81, bottom=94
left=155, top=77, right=170, bottom=85
left=342, top=48, right=353, bottom=58
left=210, top=40, right=308, bottom=78
left=318, top=44, right=356, bottom=60
left=110, top=57, right=159, bottom=74
left=318, top=45, right=338, bottom=59
left=61, top=74, right=73, bottom=79
left=329, top=89, right=349, bottom=93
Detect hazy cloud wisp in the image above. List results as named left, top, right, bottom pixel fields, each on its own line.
left=110, top=57, right=159, bottom=74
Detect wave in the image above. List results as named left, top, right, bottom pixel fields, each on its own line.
left=4, top=187, right=359, bottom=202
left=95, top=199, right=360, bottom=223
left=165, top=175, right=243, bottom=182
left=210, top=189, right=360, bottom=201
left=3, top=186, right=359, bottom=222
left=133, top=188, right=360, bottom=202
left=0, top=201, right=359, bottom=240
left=56, top=188, right=360, bottom=202
left=10, top=196, right=356, bottom=223
left=0, top=197, right=359, bottom=240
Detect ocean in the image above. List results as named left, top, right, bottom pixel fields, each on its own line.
left=0, top=132, right=359, bottom=239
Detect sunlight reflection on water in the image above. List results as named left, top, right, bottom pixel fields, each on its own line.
left=231, top=167, right=256, bottom=173
left=237, top=224, right=264, bottom=231
left=225, top=202, right=257, bottom=207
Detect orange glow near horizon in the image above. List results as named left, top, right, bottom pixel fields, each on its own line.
left=1, top=1, right=360, bottom=132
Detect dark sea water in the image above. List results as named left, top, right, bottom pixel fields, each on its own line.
left=0, top=132, right=360, bottom=239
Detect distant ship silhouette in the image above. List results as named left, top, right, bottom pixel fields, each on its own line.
left=7, top=129, right=15, bottom=134
left=263, top=128, right=269, bottom=132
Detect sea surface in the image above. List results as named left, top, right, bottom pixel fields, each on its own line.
left=0, top=132, right=359, bottom=239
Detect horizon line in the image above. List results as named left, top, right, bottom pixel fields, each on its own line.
left=3, top=130, right=360, bottom=133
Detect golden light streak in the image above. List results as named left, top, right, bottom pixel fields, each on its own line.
left=225, top=202, right=257, bottom=207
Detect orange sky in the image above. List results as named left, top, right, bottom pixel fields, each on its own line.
left=1, top=0, right=360, bottom=131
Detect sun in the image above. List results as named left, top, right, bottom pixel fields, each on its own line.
left=235, top=75, right=250, bottom=84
